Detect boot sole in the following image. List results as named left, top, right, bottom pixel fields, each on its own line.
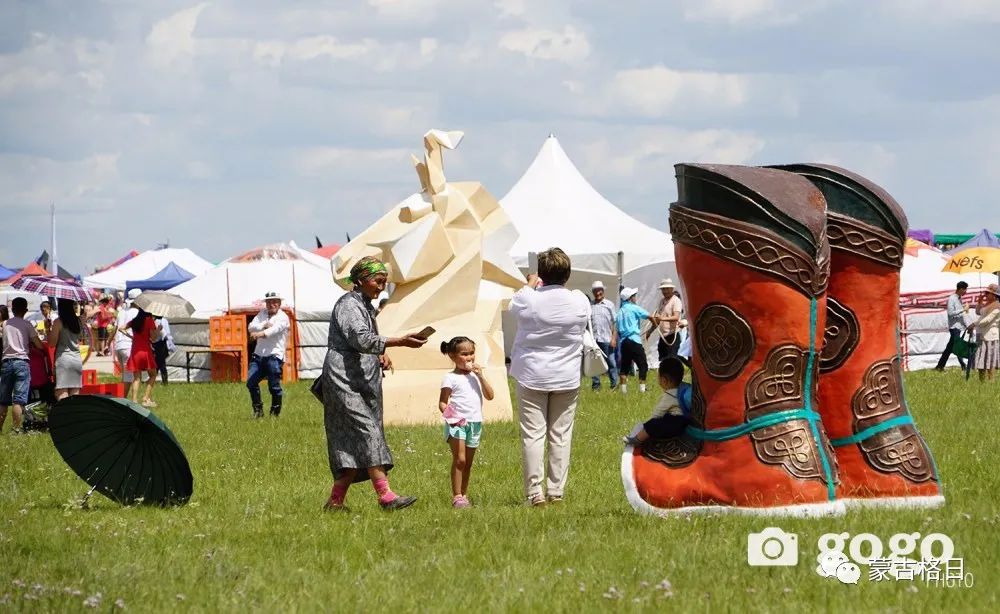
left=840, top=495, right=945, bottom=510
left=621, top=445, right=847, bottom=517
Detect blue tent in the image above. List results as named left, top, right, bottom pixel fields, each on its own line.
left=945, top=228, right=1000, bottom=254
left=0, top=264, right=16, bottom=281
left=125, top=262, right=194, bottom=292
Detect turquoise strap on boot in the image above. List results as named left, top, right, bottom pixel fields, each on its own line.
left=685, top=298, right=838, bottom=501
left=686, top=408, right=821, bottom=441
left=830, top=415, right=914, bottom=447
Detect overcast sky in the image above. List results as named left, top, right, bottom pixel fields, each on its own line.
left=2, top=0, right=999, bottom=273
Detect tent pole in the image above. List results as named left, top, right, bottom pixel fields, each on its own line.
left=617, top=251, right=624, bottom=294
left=51, top=203, right=58, bottom=278
left=528, top=252, right=538, bottom=276
left=226, top=268, right=231, bottom=312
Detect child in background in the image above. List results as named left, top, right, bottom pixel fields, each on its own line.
left=439, top=336, right=495, bottom=508
left=624, top=358, right=688, bottom=446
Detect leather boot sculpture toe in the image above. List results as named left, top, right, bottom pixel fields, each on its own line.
left=622, top=164, right=842, bottom=516
left=775, top=164, right=943, bottom=508
left=622, top=163, right=944, bottom=515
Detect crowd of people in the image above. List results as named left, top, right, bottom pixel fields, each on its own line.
left=308, top=249, right=693, bottom=512
left=12, top=249, right=992, bottom=513
left=0, top=289, right=176, bottom=432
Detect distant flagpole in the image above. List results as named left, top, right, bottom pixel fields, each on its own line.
left=51, top=203, right=58, bottom=276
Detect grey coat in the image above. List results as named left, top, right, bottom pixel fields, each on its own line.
left=321, top=291, right=391, bottom=482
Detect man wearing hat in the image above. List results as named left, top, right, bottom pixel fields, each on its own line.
left=589, top=280, right=618, bottom=391
left=648, top=278, right=684, bottom=362
left=615, top=287, right=660, bottom=394
left=247, top=291, right=291, bottom=418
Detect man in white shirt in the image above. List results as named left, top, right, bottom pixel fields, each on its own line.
left=247, top=291, right=291, bottom=418
left=109, top=289, right=140, bottom=396
left=27, top=300, right=57, bottom=337
left=589, top=280, right=618, bottom=391
left=935, top=281, right=969, bottom=371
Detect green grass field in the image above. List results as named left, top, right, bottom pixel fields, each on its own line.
left=1, top=370, right=998, bottom=612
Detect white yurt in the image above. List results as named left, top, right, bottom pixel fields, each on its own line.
left=168, top=241, right=344, bottom=381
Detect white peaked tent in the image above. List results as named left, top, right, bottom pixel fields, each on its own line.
left=83, top=248, right=213, bottom=290
left=899, top=239, right=989, bottom=371
left=167, top=241, right=344, bottom=381
left=499, top=135, right=677, bottom=355
left=900, top=239, right=986, bottom=303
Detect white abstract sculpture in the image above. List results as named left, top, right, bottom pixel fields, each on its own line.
left=332, top=130, right=525, bottom=424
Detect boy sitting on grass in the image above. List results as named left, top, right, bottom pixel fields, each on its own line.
left=623, top=358, right=688, bottom=446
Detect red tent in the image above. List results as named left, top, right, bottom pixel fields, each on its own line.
left=313, top=244, right=341, bottom=259
left=1, top=262, right=51, bottom=286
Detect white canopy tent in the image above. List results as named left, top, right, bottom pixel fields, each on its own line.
left=83, top=248, right=214, bottom=291
left=499, top=135, right=677, bottom=356
left=167, top=241, right=344, bottom=381
left=899, top=239, right=990, bottom=371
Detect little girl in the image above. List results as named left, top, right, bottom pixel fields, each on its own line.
left=439, top=336, right=495, bottom=508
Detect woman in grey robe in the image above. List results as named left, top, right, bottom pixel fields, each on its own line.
left=321, top=256, right=427, bottom=511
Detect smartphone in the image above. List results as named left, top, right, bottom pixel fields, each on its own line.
left=413, top=326, right=436, bottom=340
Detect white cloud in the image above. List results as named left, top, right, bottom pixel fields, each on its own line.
left=146, top=3, right=209, bottom=67
left=0, top=66, right=62, bottom=96
left=3, top=1, right=1000, bottom=272
left=253, top=35, right=377, bottom=66
left=802, top=141, right=898, bottom=185
left=367, top=0, right=444, bottom=19
left=881, top=0, right=1000, bottom=23
left=495, top=0, right=527, bottom=18
left=186, top=160, right=215, bottom=180
left=0, top=153, right=121, bottom=211
left=420, top=38, right=439, bottom=58
left=498, top=25, right=590, bottom=63
left=682, top=0, right=827, bottom=25
left=579, top=128, right=765, bottom=181
left=607, top=65, right=748, bottom=117
left=292, top=147, right=409, bottom=178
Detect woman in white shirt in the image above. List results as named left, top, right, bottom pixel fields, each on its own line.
left=509, top=248, right=591, bottom=506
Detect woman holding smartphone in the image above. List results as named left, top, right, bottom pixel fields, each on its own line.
left=319, top=256, right=430, bottom=511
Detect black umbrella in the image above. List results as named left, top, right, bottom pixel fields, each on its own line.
left=49, top=395, right=193, bottom=506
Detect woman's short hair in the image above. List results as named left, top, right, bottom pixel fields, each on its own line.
left=538, top=248, right=571, bottom=286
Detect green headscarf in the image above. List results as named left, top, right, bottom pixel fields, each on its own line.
left=347, top=257, right=388, bottom=285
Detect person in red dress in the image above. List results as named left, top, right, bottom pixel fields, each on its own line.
left=126, top=308, right=160, bottom=407
left=93, top=297, right=114, bottom=356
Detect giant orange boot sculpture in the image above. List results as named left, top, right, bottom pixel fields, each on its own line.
left=622, top=164, right=843, bottom=516
left=774, top=164, right=944, bottom=508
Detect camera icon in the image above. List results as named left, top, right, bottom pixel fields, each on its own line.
left=747, top=527, right=799, bottom=567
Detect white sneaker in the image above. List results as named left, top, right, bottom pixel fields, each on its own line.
left=620, top=385, right=628, bottom=394
left=639, top=384, right=647, bottom=393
